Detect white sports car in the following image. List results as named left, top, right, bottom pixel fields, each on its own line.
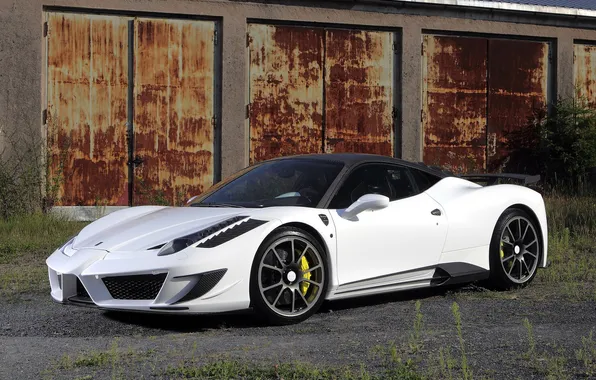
left=46, top=154, right=548, bottom=324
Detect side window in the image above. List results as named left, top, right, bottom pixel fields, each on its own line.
left=329, top=164, right=417, bottom=209
left=409, top=168, right=441, bottom=192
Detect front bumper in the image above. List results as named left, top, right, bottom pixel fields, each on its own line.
left=46, top=245, right=252, bottom=314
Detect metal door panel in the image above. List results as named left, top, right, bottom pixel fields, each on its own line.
left=422, top=35, right=488, bottom=174
left=324, top=29, right=394, bottom=155
left=134, top=18, right=215, bottom=205
left=487, top=39, right=549, bottom=172
left=248, top=24, right=324, bottom=164
left=46, top=12, right=129, bottom=206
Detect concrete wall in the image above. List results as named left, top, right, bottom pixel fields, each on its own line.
left=1, top=0, right=596, bottom=180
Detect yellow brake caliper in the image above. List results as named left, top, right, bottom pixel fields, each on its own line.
left=300, top=255, right=311, bottom=296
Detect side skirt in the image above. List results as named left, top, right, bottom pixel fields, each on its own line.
left=328, top=262, right=489, bottom=301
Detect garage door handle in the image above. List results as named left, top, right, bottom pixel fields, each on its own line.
left=128, top=155, right=144, bottom=167
left=431, top=209, right=441, bottom=216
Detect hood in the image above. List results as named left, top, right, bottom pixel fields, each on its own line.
left=72, top=207, right=251, bottom=252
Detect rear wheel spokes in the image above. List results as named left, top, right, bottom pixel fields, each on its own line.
left=500, top=216, right=540, bottom=284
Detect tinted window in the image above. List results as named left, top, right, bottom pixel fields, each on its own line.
left=190, top=159, right=344, bottom=208
left=410, top=168, right=441, bottom=192
left=329, top=164, right=417, bottom=209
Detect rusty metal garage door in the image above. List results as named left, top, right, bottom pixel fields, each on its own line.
left=46, top=12, right=217, bottom=207
left=46, top=13, right=130, bottom=206
left=247, top=24, right=325, bottom=164
left=324, top=29, right=394, bottom=156
left=134, top=18, right=216, bottom=206
left=574, top=43, right=596, bottom=106
left=422, top=35, right=488, bottom=174
left=487, top=39, right=549, bottom=172
left=422, top=35, right=550, bottom=174
left=248, top=24, right=396, bottom=164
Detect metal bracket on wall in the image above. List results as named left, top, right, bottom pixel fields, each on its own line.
left=246, top=103, right=252, bottom=119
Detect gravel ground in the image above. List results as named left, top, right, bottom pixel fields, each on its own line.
left=1, top=286, right=595, bottom=379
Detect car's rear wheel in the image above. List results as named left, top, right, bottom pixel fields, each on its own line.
left=250, top=227, right=328, bottom=325
left=488, top=209, right=541, bottom=290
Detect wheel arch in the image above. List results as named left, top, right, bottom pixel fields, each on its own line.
left=279, top=222, right=330, bottom=261
left=502, top=203, right=545, bottom=263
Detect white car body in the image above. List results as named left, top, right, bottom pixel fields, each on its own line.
left=46, top=154, right=548, bottom=315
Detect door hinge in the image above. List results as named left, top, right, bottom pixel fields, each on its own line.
left=392, top=107, right=399, bottom=120
left=548, top=47, right=553, bottom=63
left=393, top=42, right=399, bottom=52
left=421, top=41, right=424, bottom=56
left=246, top=32, right=251, bottom=47
left=488, top=132, right=497, bottom=157
left=213, top=29, right=218, bottom=46
left=421, top=109, right=424, bottom=123
left=42, top=109, right=48, bottom=125
left=43, top=22, right=49, bottom=37
left=246, top=103, right=252, bottom=119
left=211, top=116, right=217, bottom=129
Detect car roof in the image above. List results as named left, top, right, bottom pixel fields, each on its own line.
left=270, top=153, right=449, bottom=178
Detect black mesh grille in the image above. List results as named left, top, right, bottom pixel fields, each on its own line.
left=76, top=278, right=90, bottom=299
left=174, top=269, right=227, bottom=304
left=103, top=273, right=167, bottom=300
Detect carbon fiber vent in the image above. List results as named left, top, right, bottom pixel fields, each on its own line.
left=103, top=273, right=167, bottom=300
left=174, top=269, right=227, bottom=304
left=197, top=219, right=267, bottom=248
left=76, top=278, right=90, bottom=299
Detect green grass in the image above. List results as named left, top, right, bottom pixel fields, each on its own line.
left=533, top=195, right=596, bottom=300
left=0, top=213, right=88, bottom=297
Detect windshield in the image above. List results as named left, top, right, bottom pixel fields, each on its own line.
left=189, top=159, right=344, bottom=208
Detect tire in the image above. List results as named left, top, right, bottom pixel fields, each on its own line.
left=249, top=227, right=329, bottom=325
left=487, top=208, right=541, bottom=290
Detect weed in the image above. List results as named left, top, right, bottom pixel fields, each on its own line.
left=438, top=347, right=456, bottom=380
left=523, top=318, right=536, bottom=363
left=451, top=302, right=472, bottom=380
left=576, top=330, right=596, bottom=377
left=409, top=300, right=424, bottom=354
left=544, top=346, right=570, bottom=380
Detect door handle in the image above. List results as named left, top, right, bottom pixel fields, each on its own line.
left=431, top=209, right=441, bottom=216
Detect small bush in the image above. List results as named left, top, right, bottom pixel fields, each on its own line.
left=0, top=126, right=45, bottom=218
left=504, top=97, right=596, bottom=194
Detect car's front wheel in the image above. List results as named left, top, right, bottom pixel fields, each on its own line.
left=250, top=227, right=328, bottom=325
left=488, top=209, right=541, bottom=290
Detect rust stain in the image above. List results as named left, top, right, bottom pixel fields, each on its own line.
left=574, top=43, right=596, bottom=107
left=422, top=35, right=488, bottom=174
left=248, top=24, right=324, bottom=164
left=134, top=18, right=215, bottom=206
left=487, top=39, right=548, bottom=172
left=47, top=13, right=129, bottom=206
left=324, top=29, right=394, bottom=156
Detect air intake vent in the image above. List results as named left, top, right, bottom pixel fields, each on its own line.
left=77, top=278, right=90, bottom=299
left=103, top=273, right=167, bottom=300
left=68, top=277, right=94, bottom=304
left=174, top=269, right=227, bottom=304
left=197, top=219, right=267, bottom=248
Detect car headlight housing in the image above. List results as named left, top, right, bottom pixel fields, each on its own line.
left=157, top=216, right=248, bottom=256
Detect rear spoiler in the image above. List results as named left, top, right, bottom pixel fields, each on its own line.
left=460, top=173, right=541, bottom=186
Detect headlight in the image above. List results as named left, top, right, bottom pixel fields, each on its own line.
left=59, top=236, right=76, bottom=256
left=157, top=216, right=248, bottom=256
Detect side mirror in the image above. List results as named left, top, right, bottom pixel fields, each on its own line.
left=339, top=194, right=389, bottom=220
